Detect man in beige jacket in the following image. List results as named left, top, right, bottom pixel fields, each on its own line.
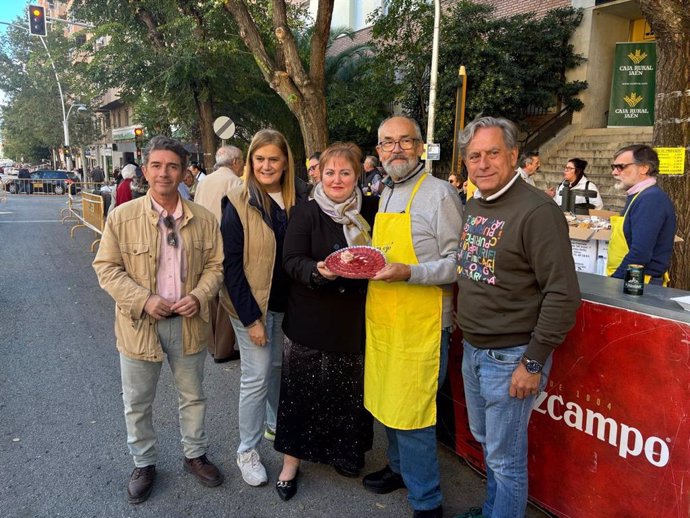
left=93, top=135, right=225, bottom=504
left=194, top=146, right=243, bottom=362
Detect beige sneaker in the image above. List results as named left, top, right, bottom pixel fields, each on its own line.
left=236, top=448, right=268, bottom=486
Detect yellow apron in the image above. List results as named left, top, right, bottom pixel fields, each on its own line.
left=606, top=191, right=669, bottom=285
left=364, top=174, right=443, bottom=430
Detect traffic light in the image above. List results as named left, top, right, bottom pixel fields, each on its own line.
left=134, top=127, right=144, bottom=141
left=28, top=5, right=47, bottom=37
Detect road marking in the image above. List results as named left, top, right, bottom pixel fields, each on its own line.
left=0, top=211, right=13, bottom=215
left=0, top=220, right=62, bottom=223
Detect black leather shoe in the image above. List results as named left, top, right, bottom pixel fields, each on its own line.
left=333, top=461, right=360, bottom=478
left=276, top=470, right=299, bottom=501
left=362, top=465, right=405, bottom=494
left=413, top=505, right=443, bottom=518
left=127, top=465, right=156, bottom=504
left=184, top=454, right=224, bottom=487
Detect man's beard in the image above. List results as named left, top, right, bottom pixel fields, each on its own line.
left=383, top=155, right=418, bottom=180
left=613, top=181, right=626, bottom=191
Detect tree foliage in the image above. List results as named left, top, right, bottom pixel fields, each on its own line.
left=0, top=24, right=100, bottom=163
left=70, top=0, right=299, bottom=169
left=370, top=1, right=587, bottom=162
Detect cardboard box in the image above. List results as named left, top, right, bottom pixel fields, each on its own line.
left=567, top=215, right=611, bottom=275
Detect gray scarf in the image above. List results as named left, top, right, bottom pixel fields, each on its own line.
left=313, top=183, right=372, bottom=247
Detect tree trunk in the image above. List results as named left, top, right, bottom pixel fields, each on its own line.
left=224, top=0, right=332, bottom=156
left=640, top=0, right=690, bottom=289
left=192, top=83, right=217, bottom=172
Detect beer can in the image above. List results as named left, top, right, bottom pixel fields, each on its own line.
left=623, top=264, right=644, bottom=295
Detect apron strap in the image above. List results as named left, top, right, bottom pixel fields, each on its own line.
left=406, top=173, right=428, bottom=213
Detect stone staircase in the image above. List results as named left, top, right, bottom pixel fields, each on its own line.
left=533, top=126, right=653, bottom=212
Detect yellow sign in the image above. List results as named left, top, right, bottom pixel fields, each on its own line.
left=655, top=147, right=686, bottom=175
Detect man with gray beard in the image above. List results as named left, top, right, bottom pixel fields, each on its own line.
left=362, top=116, right=462, bottom=518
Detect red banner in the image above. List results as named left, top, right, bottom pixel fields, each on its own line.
left=439, top=300, right=690, bottom=517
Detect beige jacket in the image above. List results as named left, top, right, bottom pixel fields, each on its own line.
left=221, top=184, right=276, bottom=320
left=93, top=192, right=224, bottom=361
left=194, top=166, right=242, bottom=314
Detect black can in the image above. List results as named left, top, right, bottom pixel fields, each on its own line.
left=623, top=264, right=644, bottom=295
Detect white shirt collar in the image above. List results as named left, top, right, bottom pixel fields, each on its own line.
left=474, top=172, right=522, bottom=201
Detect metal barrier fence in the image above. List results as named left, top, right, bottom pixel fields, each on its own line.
left=1, top=178, right=108, bottom=196
left=60, top=186, right=106, bottom=252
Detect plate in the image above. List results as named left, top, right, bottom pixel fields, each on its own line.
left=324, top=246, right=386, bottom=279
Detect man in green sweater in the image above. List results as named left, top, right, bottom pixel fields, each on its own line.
left=456, top=116, right=580, bottom=518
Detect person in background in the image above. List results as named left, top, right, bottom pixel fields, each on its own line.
left=516, top=153, right=539, bottom=187
left=607, top=144, right=676, bottom=285
left=189, top=162, right=206, bottom=198
left=307, top=152, right=321, bottom=186
left=456, top=116, right=580, bottom=518
left=221, top=129, right=308, bottom=488
left=93, top=135, right=225, bottom=504
left=448, top=173, right=467, bottom=206
left=362, top=116, right=462, bottom=518
left=362, top=155, right=382, bottom=195
left=274, top=142, right=377, bottom=502
left=195, top=146, right=244, bottom=363
left=114, top=164, right=137, bottom=207
left=550, top=158, right=603, bottom=214
left=178, top=170, right=195, bottom=201
left=91, top=166, right=105, bottom=186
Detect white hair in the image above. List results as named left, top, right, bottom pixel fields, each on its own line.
left=121, top=164, right=137, bottom=180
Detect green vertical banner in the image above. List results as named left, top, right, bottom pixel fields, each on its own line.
left=607, top=42, right=656, bottom=127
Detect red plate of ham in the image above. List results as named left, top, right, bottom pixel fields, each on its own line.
left=324, top=246, right=386, bottom=279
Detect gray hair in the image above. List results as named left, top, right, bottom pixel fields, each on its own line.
left=614, top=144, right=659, bottom=176
left=215, top=145, right=243, bottom=168
left=142, top=135, right=189, bottom=170
left=377, top=115, right=423, bottom=142
left=519, top=154, right=534, bottom=168
left=458, top=116, right=518, bottom=157
left=364, top=155, right=379, bottom=168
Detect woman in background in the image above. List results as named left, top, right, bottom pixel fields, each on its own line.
left=551, top=158, right=604, bottom=214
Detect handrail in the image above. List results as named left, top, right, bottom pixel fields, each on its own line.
left=520, top=106, right=574, bottom=152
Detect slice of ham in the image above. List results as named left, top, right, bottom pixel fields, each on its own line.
left=324, top=246, right=386, bottom=279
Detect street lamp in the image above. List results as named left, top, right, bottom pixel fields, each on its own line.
left=63, top=103, right=86, bottom=171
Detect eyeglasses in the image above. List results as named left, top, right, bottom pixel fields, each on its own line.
left=563, top=166, right=575, bottom=171
left=308, top=164, right=319, bottom=172
left=377, top=138, right=419, bottom=152
left=163, top=216, right=178, bottom=248
left=610, top=162, right=635, bottom=172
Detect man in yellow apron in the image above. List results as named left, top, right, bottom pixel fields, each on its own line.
left=456, top=117, right=580, bottom=518
left=606, top=145, right=676, bottom=285
left=362, top=116, right=463, bottom=518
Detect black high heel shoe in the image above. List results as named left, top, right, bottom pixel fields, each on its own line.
left=276, top=470, right=299, bottom=501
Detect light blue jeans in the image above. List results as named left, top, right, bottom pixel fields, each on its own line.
left=385, top=328, right=450, bottom=511
left=462, top=340, right=552, bottom=518
left=231, top=311, right=284, bottom=453
left=119, top=317, right=208, bottom=467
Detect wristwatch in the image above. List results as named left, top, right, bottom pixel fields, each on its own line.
left=521, top=355, right=543, bottom=374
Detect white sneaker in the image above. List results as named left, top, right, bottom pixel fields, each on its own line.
left=236, top=449, right=268, bottom=487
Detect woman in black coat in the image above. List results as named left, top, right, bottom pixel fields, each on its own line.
left=274, top=142, right=378, bottom=501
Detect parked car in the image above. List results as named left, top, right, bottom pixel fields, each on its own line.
left=6, top=170, right=74, bottom=195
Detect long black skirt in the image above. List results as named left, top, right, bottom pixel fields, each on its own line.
left=274, top=337, right=373, bottom=470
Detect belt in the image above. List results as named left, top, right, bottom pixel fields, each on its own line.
left=165, top=312, right=181, bottom=319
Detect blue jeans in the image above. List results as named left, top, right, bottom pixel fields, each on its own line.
left=386, top=328, right=450, bottom=511
left=231, top=311, right=284, bottom=453
left=119, top=317, right=208, bottom=467
left=462, top=340, right=552, bottom=518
